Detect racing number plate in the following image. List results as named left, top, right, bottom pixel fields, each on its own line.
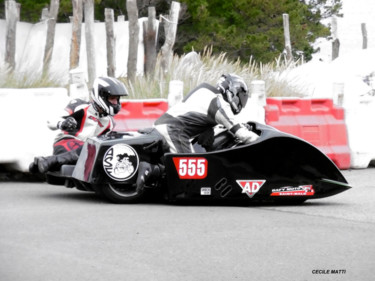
left=173, top=157, right=208, bottom=179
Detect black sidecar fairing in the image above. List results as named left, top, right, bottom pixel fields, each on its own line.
left=72, top=131, right=163, bottom=185
left=164, top=123, right=351, bottom=203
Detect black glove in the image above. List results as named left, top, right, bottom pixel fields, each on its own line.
left=58, top=117, right=77, bottom=131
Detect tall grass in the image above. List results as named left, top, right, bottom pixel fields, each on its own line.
left=1, top=48, right=305, bottom=98
left=0, top=64, right=68, bottom=89
left=120, top=48, right=305, bottom=99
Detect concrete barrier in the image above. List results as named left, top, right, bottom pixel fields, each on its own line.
left=3, top=86, right=373, bottom=172
left=345, top=96, right=375, bottom=168
left=236, top=80, right=266, bottom=124
left=0, top=88, right=69, bottom=172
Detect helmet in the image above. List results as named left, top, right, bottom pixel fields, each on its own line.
left=90, top=77, right=128, bottom=116
left=217, top=74, right=249, bottom=114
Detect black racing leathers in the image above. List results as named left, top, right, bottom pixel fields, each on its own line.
left=154, top=83, right=258, bottom=153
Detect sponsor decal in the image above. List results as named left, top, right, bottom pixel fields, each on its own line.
left=173, top=157, right=208, bottom=179
left=271, top=185, right=315, bottom=196
left=200, top=187, right=211, bottom=196
left=103, top=144, right=139, bottom=181
left=236, top=180, right=266, bottom=198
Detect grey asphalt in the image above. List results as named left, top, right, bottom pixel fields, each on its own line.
left=0, top=168, right=374, bottom=281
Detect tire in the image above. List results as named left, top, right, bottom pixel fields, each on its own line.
left=92, top=183, right=144, bottom=203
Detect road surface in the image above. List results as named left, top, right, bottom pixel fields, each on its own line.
left=0, top=168, right=374, bottom=281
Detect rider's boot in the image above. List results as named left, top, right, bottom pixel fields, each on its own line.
left=136, top=162, right=163, bottom=192
left=35, top=150, right=79, bottom=174
left=29, top=158, right=40, bottom=173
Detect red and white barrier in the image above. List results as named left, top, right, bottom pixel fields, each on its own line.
left=114, top=99, right=168, bottom=132
left=265, top=98, right=351, bottom=170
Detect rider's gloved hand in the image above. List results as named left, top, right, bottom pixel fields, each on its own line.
left=58, top=117, right=77, bottom=131
left=243, top=130, right=259, bottom=144
left=235, top=127, right=259, bottom=144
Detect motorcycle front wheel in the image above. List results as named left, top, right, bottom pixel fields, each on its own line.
left=93, top=183, right=144, bottom=203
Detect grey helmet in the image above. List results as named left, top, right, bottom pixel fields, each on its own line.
left=217, top=74, right=249, bottom=114
left=90, top=77, right=128, bottom=116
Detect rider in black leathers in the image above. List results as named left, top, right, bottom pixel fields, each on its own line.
left=154, top=73, right=258, bottom=153
left=137, top=74, right=259, bottom=189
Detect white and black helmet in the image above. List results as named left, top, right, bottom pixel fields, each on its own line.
left=217, top=74, right=249, bottom=114
left=91, top=77, right=128, bottom=116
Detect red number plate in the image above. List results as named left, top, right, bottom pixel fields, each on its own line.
left=173, top=157, right=208, bottom=179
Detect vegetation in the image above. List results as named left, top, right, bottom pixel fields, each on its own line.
left=0, top=48, right=304, bottom=98
left=1, top=0, right=342, bottom=63
left=120, top=48, right=306, bottom=99
left=0, top=0, right=341, bottom=97
left=0, top=65, right=67, bottom=88
left=177, top=0, right=342, bottom=63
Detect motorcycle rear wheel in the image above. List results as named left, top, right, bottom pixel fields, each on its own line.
left=93, top=183, right=143, bottom=203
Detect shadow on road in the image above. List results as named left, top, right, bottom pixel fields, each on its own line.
left=36, top=188, right=346, bottom=208
left=37, top=190, right=105, bottom=204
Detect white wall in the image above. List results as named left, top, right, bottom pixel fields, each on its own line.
left=338, top=0, right=375, bottom=55
left=313, top=0, right=375, bottom=61
left=0, top=18, right=148, bottom=84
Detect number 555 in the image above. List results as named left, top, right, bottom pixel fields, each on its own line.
left=173, top=157, right=208, bottom=179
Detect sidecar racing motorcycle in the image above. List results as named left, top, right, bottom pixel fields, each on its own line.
left=45, top=122, right=351, bottom=204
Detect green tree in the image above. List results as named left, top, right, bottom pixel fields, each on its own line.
left=0, top=0, right=73, bottom=22
left=0, top=0, right=341, bottom=63
left=15, top=0, right=49, bottom=22
left=177, top=0, right=342, bottom=63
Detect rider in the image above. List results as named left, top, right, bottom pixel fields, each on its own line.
left=137, top=74, right=259, bottom=188
left=154, top=73, right=259, bottom=153
left=29, top=76, right=129, bottom=174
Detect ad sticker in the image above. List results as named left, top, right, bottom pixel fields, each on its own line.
left=271, top=185, right=315, bottom=196
left=236, top=180, right=266, bottom=198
